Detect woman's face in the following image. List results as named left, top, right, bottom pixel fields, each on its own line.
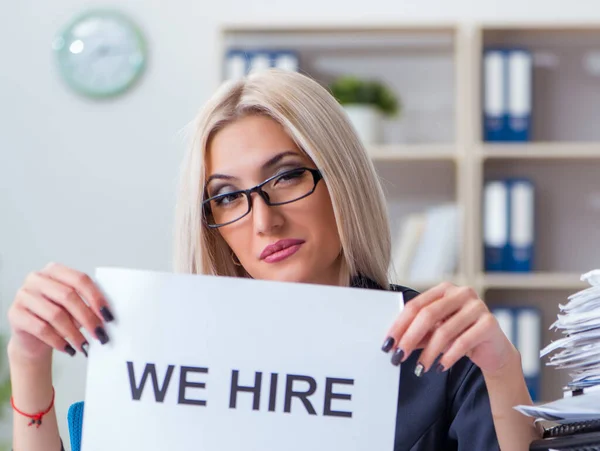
left=206, top=115, right=343, bottom=286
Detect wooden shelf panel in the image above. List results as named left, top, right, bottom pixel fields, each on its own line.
left=478, top=143, right=600, bottom=160
left=222, top=23, right=458, bottom=34
left=368, top=144, right=458, bottom=161
left=479, top=272, right=589, bottom=290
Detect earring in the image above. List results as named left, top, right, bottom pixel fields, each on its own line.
left=231, top=251, right=242, bottom=267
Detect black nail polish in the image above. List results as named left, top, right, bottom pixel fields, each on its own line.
left=64, top=344, right=76, bottom=357
left=100, top=306, right=114, bottom=322
left=81, top=341, right=89, bottom=357
left=436, top=363, right=444, bottom=373
left=391, top=348, right=404, bottom=366
left=381, top=337, right=395, bottom=353
left=95, top=326, right=109, bottom=344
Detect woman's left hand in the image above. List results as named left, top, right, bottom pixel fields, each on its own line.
left=382, top=282, right=517, bottom=377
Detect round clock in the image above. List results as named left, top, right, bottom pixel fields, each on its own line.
left=53, top=10, right=147, bottom=98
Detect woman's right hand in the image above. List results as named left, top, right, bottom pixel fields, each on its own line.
left=7, top=262, right=114, bottom=363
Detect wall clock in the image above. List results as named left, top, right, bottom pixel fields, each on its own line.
left=53, top=10, right=147, bottom=98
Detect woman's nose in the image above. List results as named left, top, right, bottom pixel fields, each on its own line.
left=250, top=193, right=284, bottom=235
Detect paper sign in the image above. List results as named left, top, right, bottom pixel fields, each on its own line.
left=81, top=267, right=403, bottom=450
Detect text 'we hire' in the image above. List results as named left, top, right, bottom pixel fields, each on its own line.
left=126, top=361, right=355, bottom=418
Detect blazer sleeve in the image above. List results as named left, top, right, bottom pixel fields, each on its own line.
left=446, top=357, right=500, bottom=450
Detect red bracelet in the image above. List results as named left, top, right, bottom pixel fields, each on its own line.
left=11, top=387, right=55, bottom=428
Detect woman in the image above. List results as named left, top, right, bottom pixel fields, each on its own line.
left=8, top=69, right=539, bottom=450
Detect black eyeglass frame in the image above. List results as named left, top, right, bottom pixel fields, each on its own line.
left=202, top=167, right=323, bottom=228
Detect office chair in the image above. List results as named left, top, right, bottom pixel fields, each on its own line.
left=67, top=401, right=84, bottom=451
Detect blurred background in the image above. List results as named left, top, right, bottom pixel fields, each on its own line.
left=2, top=0, right=600, bottom=448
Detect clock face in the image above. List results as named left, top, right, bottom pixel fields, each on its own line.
left=53, top=10, right=147, bottom=98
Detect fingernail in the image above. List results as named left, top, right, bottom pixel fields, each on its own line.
left=414, top=362, right=424, bottom=377
left=81, top=341, right=89, bottom=357
left=95, top=326, right=109, bottom=344
left=391, top=348, right=404, bottom=366
left=381, top=337, right=395, bottom=353
left=436, top=363, right=444, bottom=373
left=64, top=344, right=76, bottom=357
left=100, top=306, right=114, bottom=322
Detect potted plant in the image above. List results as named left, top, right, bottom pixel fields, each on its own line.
left=329, top=76, right=401, bottom=145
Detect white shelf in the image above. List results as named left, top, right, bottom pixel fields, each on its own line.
left=368, top=144, right=458, bottom=161
left=479, top=272, right=588, bottom=291
left=222, top=23, right=457, bottom=34
left=479, top=143, right=600, bottom=160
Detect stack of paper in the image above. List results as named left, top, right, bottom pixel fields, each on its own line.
left=514, top=269, right=600, bottom=424
left=514, top=388, right=600, bottom=424
left=541, top=269, right=600, bottom=390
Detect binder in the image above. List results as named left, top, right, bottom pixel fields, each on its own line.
left=483, top=48, right=533, bottom=142
left=248, top=51, right=272, bottom=74
left=224, top=50, right=300, bottom=80
left=408, top=204, right=459, bottom=283
left=225, top=50, right=249, bottom=81
left=530, top=429, right=600, bottom=450
left=274, top=51, right=299, bottom=71
left=484, top=180, right=509, bottom=271
left=508, top=179, right=535, bottom=272
left=483, top=50, right=506, bottom=141
left=543, top=420, right=600, bottom=439
left=507, top=49, right=533, bottom=141
left=491, top=306, right=541, bottom=401
left=517, top=307, right=542, bottom=402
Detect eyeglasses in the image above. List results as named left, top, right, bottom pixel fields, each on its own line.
left=203, top=167, right=323, bottom=228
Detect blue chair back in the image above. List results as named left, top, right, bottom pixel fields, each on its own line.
left=67, top=401, right=85, bottom=451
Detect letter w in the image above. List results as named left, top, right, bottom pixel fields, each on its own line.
left=127, top=361, right=175, bottom=402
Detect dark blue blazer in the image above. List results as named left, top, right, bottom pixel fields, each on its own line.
left=351, top=276, right=500, bottom=450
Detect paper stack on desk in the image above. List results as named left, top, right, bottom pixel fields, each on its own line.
left=542, top=269, right=600, bottom=390
left=514, top=389, right=600, bottom=423
left=515, top=269, right=600, bottom=424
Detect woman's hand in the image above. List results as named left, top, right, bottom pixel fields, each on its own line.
left=381, top=282, right=516, bottom=377
left=8, top=262, right=114, bottom=363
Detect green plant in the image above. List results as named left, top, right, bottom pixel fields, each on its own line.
left=329, top=76, right=401, bottom=117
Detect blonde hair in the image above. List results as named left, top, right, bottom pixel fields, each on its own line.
left=173, top=69, right=391, bottom=288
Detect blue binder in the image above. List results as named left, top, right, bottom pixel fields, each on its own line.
left=483, top=50, right=507, bottom=141
left=506, top=49, right=533, bottom=141
left=492, top=306, right=541, bottom=401
left=224, top=49, right=299, bottom=80
left=483, top=48, right=532, bottom=142
left=484, top=178, right=535, bottom=272
left=484, top=180, right=510, bottom=271
left=507, top=178, right=535, bottom=272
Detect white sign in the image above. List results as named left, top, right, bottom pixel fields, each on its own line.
left=81, top=267, right=403, bottom=451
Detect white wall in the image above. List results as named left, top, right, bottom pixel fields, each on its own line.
left=2, top=0, right=600, bottom=447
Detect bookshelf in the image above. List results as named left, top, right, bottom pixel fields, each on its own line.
left=219, top=23, right=600, bottom=401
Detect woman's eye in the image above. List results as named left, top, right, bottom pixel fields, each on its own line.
left=274, top=169, right=305, bottom=185
left=214, top=192, right=242, bottom=206
left=209, top=185, right=238, bottom=198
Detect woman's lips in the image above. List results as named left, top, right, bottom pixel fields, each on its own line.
left=260, top=239, right=305, bottom=263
